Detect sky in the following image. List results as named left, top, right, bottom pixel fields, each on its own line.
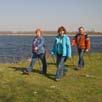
left=0, top=0, right=102, bottom=32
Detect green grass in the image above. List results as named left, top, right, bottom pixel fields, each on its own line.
left=0, top=53, right=102, bottom=102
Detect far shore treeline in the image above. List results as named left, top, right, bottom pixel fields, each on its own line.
left=0, top=31, right=102, bottom=35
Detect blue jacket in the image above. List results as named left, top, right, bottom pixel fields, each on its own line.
left=32, top=36, right=45, bottom=54
left=52, top=35, right=71, bottom=58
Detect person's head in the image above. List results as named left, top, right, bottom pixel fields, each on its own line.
left=58, top=26, right=67, bottom=36
left=78, top=26, right=85, bottom=35
left=35, top=29, right=43, bottom=37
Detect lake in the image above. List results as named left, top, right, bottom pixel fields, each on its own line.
left=0, top=35, right=102, bottom=63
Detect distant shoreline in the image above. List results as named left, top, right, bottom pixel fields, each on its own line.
left=0, top=34, right=102, bottom=36
left=0, top=31, right=102, bottom=36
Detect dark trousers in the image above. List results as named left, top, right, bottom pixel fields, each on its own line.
left=27, top=53, right=47, bottom=74
left=78, top=48, right=85, bottom=68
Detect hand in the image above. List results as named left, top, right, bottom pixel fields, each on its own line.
left=34, top=47, right=38, bottom=51
left=51, top=52, right=54, bottom=55
left=85, top=49, right=89, bottom=52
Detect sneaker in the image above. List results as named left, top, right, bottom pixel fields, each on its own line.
left=23, top=69, right=29, bottom=75
left=74, top=65, right=81, bottom=70
left=55, top=78, right=60, bottom=81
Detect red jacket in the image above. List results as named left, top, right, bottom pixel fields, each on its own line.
left=72, top=33, right=90, bottom=49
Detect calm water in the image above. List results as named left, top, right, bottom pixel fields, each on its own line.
left=0, top=35, right=102, bottom=63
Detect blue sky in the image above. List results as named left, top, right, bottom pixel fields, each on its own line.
left=0, top=0, right=102, bottom=32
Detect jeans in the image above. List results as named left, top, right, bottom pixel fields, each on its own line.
left=27, top=53, right=47, bottom=74
left=78, top=48, right=85, bottom=68
left=56, top=55, right=68, bottom=79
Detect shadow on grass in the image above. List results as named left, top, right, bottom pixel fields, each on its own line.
left=47, top=62, right=56, bottom=65
left=8, top=66, right=56, bottom=81
left=8, top=64, right=77, bottom=81
left=8, top=66, right=41, bottom=74
left=47, top=63, right=77, bottom=69
left=45, top=73, right=56, bottom=81
left=65, top=64, right=77, bottom=70
left=8, top=66, right=25, bottom=72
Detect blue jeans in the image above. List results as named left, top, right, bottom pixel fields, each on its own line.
left=78, top=48, right=85, bottom=68
left=56, top=55, right=68, bottom=79
left=27, top=53, right=47, bottom=74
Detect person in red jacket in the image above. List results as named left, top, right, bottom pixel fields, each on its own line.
left=72, top=27, right=90, bottom=69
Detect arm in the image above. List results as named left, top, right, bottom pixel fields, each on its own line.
left=85, top=35, right=91, bottom=51
left=85, top=37, right=91, bottom=51
left=51, top=38, right=57, bottom=55
left=66, top=37, right=72, bottom=58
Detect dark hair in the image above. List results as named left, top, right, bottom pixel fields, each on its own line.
left=78, top=26, right=84, bottom=31
left=58, top=26, right=67, bottom=34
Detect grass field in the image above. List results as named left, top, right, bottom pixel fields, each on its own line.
left=0, top=53, right=102, bottom=102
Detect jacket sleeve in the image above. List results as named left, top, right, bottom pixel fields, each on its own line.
left=85, top=35, right=91, bottom=49
left=66, top=37, right=72, bottom=58
left=51, top=38, right=57, bottom=55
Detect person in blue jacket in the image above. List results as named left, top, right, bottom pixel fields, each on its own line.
left=23, top=29, right=47, bottom=75
left=51, top=26, right=71, bottom=81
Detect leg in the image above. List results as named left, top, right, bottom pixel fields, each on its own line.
left=63, top=57, right=68, bottom=75
left=27, top=58, right=36, bottom=72
left=78, top=48, right=81, bottom=67
left=78, top=49, right=84, bottom=68
left=39, top=54, right=47, bottom=74
left=81, top=50, right=84, bottom=67
left=56, top=56, right=66, bottom=80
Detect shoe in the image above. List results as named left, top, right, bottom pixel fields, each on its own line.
left=23, top=69, right=29, bottom=75
left=74, top=65, right=81, bottom=70
left=55, top=78, right=60, bottom=81
left=40, top=71, right=47, bottom=75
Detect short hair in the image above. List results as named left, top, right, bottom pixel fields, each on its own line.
left=35, top=29, right=43, bottom=34
left=58, top=26, right=67, bottom=34
left=78, top=26, right=85, bottom=31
